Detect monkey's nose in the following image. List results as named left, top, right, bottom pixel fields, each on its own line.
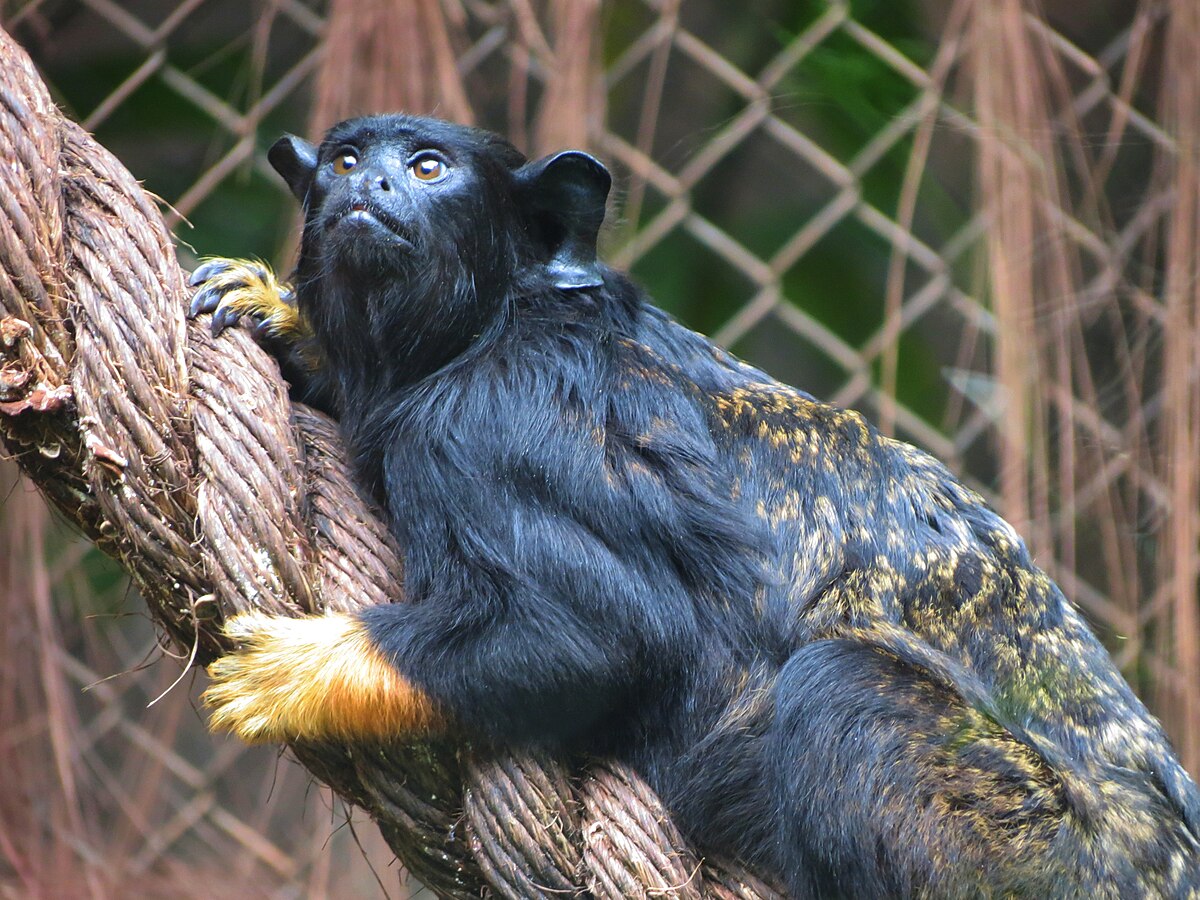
left=375, top=175, right=391, bottom=192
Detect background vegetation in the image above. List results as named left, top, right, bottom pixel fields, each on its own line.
left=2, top=0, right=1196, bottom=895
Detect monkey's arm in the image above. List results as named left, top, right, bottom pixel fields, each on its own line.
left=204, top=592, right=635, bottom=745
left=189, top=259, right=334, bottom=413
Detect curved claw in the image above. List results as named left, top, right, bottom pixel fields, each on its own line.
left=189, top=283, right=221, bottom=318
left=188, top=258, right=235, bottom=288
left=210, top=303, right=241, bottom=337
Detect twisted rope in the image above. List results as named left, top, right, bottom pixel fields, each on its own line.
left=0, top=27, right=783, bottom=899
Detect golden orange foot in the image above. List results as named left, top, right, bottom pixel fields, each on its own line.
left=204, top=611, right=442, bottom=744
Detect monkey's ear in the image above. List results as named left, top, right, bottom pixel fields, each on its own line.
left=268, top=135, right=319, bottom=202
left=515, top=151, right=611, bottom=290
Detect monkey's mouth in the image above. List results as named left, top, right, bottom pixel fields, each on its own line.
left=332, top=201, right=414, bottom=248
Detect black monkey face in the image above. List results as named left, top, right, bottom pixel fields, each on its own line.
left=269, top=114, right=611, bottom=294
left=292, top=117, right=525, bottom=280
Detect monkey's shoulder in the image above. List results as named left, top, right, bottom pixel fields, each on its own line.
left=612, top=303, right=953, bottom=513
left=612, top=308, right=1147, bottom=685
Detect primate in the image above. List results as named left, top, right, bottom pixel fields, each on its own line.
left=192, top=113, right=1200, bottom=897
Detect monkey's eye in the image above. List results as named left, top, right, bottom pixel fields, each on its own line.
left=409, top=154, right=449, bottom=184
left=332, top=151, right=358, bottom=175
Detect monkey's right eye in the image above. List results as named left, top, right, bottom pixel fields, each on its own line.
left=333, top=152, right=358, bottom=175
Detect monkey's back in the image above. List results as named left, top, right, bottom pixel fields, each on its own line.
left=614, top=299, right=1200, bottom=885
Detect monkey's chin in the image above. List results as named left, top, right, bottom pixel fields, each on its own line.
left=334, top=210, right=415, bottom=250
left=323, top=214, right=416, bottom=274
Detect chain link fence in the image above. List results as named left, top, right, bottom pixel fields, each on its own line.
left=5, top=0, right=1195, bottom=894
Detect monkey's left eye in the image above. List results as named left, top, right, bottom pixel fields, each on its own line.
left=409, top=154, right=449, bottom=183
left=332, top=152, right=358, bottom=175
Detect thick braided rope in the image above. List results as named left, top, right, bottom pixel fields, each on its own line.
left=0, top=28, right=783, bottom=899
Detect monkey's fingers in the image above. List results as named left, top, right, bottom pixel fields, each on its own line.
left=204, top=612, right=443, bottom=744
left=188, top=258, right=272, bottom=317
left=187, top=258, right=304, bottom=340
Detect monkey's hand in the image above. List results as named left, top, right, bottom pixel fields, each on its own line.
left=204, top=611, right=442, bottom=744
left=189, top=258, right=309, bottom=342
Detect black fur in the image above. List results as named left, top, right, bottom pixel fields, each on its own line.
left=243, top=114, right=1200, bottom=895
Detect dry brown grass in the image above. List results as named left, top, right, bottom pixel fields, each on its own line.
left=1, top=461, right=105, bottom=898
left=960, top=0, right=1200, bottom=772
left=311, top=0, right=475, bottom=132
left=1157, top=0, right=1200, bottom=775
left=531, top=0, right=604, bottom=154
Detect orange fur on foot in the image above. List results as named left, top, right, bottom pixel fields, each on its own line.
left=204, top=612, right=442, bottom=743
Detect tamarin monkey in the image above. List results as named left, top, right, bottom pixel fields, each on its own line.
left=191, top=114, right=1200, bottom=897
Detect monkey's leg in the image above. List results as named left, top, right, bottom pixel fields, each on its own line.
left=768, top=637, right=1197, bottom=898
left=205, top=594, right=634, bottom=746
